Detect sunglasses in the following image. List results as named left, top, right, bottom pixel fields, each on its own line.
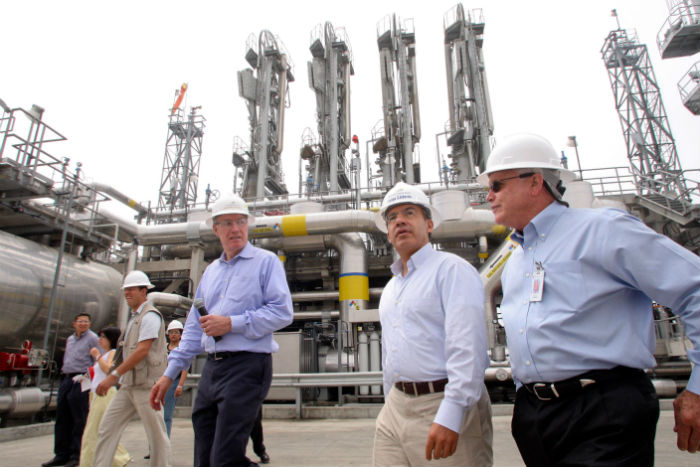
left=489, top=172, right=535, bottom=193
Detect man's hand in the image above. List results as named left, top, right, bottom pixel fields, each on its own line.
left=150, top=376, right=174, bottom=411
left=673, top=389, right=700, bottom=453
left=175, top=385, right=183, bottom=397
left=96, top=373, right=118, bottom=396
left=200, top=314, right=232, bottom=337
left=425, top=422, right=459, bottom=461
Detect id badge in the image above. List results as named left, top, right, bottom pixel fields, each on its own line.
left=530, top=262, right=544, bottom=302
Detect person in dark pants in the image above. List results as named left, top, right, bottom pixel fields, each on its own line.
left=150, top=193, right=293, bottom=467
left=478, top=133, right=699, bottom=466
left=43, top=313, right=100, bottom=467
left=250, top=407, right=269, bottom=464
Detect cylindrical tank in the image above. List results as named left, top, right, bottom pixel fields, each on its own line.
left=431, top=190, right=467, bottom=221
left=358, top=332, right=369, bottom=395
left=369, top=331, right=381, bottom=395
left=0, top=230, right=122, bottom=353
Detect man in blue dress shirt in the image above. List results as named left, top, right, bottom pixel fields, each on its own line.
left=478, top=133, right=700, bottom=465
left=372, top=183, right=493, bottom=466
left=42, top=313, right=99, bottom=467
left=149, top=193, right=293, bottom=467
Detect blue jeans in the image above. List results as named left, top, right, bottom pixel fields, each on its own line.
left=163, top=382, right=178, bottom=438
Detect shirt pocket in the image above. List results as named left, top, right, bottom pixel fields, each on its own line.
left=222, top=276, right=261, bottom=313
left=540, top=259, right=589, bottom=313
left=402, top=296, right=442, bottom=342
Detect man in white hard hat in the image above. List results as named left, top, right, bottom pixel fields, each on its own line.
left=162, top=320, right=187, bottom=439
left=92, top=270, right=170, bottom=467
left=372, top=182, right=493, bottom=466
left=150, top=193, right=293, bottom=467
left=479, top=133, right=699, bottom=465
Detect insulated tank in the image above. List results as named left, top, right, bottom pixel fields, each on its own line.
left=0, top=230, right=122, bottom=352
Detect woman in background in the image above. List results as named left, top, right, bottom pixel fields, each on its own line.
left=79, top=327, right=131, bottom=467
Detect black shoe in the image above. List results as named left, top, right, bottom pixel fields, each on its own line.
left=41, top=458, right=68, bottom=467
left=259, top=452, right=270, bottom=464
left=144, top=454, right=150, bottom=459
left=64, top=460, right=79, bottom=467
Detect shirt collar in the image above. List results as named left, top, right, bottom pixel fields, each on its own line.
left=131, top=301, right=147, bottom=316
left=389, top=242, right=434, bottom=276
left=218, top=242, right=254, bottom=264
left=514, top=201, right=567, bottom=246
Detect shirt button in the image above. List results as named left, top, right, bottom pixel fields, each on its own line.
left=392, top=348, right=397, bottom=352
left=393, top=323, right=398, bottom=328
left=528, top=247, right=533, bottom=251
left=541, top=233, right=546, bottom=238
left=519, top=329, right=524, bottom=334
left=522, top=300, right=528, bottom=305
left=526, top=360, right=531, bottom=366
left=525, top=272, right=530, bottom=278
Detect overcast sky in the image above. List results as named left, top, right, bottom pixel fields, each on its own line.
left=2, top=0, right=698, bottom=217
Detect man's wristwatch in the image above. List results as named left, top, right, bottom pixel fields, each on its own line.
left=111, top=369, right=120, bottom=378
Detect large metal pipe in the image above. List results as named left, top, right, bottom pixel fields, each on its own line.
left=147, top=292, right=193, bottom=311
left=88, top=182, right=149, bottom=216
left=0, top=230, right=122, bottom=352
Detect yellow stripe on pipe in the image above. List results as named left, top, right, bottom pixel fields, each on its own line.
left=339, top=274, right=369, bottom=301
left=281, top=215, right=308, bottom=237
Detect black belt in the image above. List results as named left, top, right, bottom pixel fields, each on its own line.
left=62, top=372, right=82, bottom=379
left=207, top=351, right=250, bottom=361
left=394, top=378, right=448, bottom=396
left=522, top=366, right=645, bottom=401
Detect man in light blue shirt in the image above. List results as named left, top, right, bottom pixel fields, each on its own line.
left=372, top=183, right=493, bottom=467
left=150, top=193, right=293, bottom=467
left=479, top=133, right=700, bottom=465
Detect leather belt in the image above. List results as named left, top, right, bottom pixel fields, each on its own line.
left=394, top=378, right=448, bottom=396
left=62, top=372, right=82, bottom=378
left=523, top=366, right=645, bottom=402
left=207, top=351, right=246, bottom=361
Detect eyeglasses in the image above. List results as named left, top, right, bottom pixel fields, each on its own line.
left=385, top=206, right=420, bottom=225
left=488, top=172, right=535, bottom=193
left=213, top=218, right=248, bottom=228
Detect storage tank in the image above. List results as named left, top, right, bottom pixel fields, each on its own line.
left=0, top=230, right=122, bottom=353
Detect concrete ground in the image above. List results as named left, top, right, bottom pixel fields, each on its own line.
left=1, top=409, right=698, bottom=466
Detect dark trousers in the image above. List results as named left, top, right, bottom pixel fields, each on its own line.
left=512, top=368, right=660, bottom=467
left=192, top=352, right=272, bottom=467
left=54, top=375, right=90, bottom=461
left=250, top=406, right=265, bottom=456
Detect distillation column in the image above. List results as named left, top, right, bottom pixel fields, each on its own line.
left=373, top=14, right=422, bottom=187
left=236, top=31, right=294, bottom=200
left=301, top=23, right=354, bottom=195
left=442, top=6, right=494, bottom=182
left=601, top=25, right=691, bottom=205
left=156, top=83, right=205, bottom=223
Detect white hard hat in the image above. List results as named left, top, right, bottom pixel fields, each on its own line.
left=205, top=193, right=255, bottom=228
left=167, top=320, right=184, bottom=332
left=476, top=133, right=576, bottom=186
left=122, top=270, right=155, bottom=289
left=374, top=182, right=441, bottom=233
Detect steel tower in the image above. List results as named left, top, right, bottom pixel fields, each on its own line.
left=372, top=14, right=422, bottom=187
left=235, top=31, right=294, bottom=200
left=301, top=22, right=354, bottom=195
left=601, top=27, right=691, bottom=207
left=156, top=84, right=205, bottom=223
left=442, top=5, right=494, bottom=182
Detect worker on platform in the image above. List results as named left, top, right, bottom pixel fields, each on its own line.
left=42, top=313, right=100, bottom=467
left=92, top=270, right=170, bottom=467
left=372, top=182, right=493, bottom=466
left=479, top=133, right=700, bottom=465
left=149, top=193, right=293, bottom=467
